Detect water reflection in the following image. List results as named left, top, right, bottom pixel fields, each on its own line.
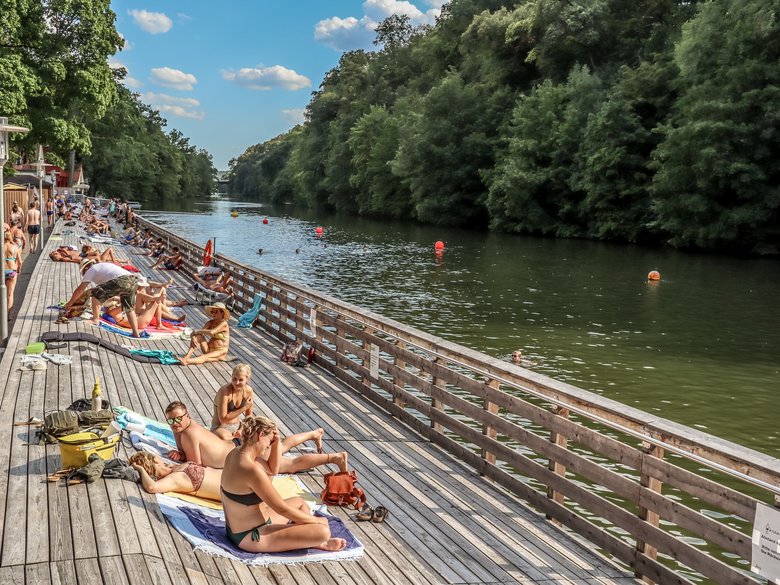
left=142, top=197, right=780, bottom=455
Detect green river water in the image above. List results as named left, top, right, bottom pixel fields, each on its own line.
left=142, top=197, right=779, bottom=458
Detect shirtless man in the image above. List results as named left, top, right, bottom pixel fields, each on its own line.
left=165, top=401, right=234, bottom=468
left=26, top=201, right=41, bottom=252
left=45, top=196, right=55, bottom=226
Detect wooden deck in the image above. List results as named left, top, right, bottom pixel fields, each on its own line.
left=0, top=223, right=639, bottom=585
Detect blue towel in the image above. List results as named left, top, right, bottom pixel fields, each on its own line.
left=180, top=508, right=362, bottom=559
left=237, top=293, right=265, bottom=328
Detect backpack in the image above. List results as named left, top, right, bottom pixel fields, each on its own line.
left=38, top=411, right=79, bottom=444
left=321, top=470, right=366, bottom=510
left=280, top=342, right=314, bottom=367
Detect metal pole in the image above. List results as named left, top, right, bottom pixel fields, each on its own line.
left=0, top=163, right=7, bottom=342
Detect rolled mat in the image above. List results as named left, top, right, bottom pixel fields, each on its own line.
left=40, top=331, right=157, bottom=363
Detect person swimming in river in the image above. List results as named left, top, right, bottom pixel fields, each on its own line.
left=510, top=349, right=537, bottom=367
left=179, top=302, right=230, bottom=365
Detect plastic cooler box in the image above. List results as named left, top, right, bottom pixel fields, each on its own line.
left=58, top=423, right=121, bottom=468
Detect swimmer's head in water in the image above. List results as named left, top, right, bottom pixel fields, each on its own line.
left=511, top=350, right=522, bottom=363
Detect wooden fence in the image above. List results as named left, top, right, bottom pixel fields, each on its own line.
left=136, top=214, right=780, bottom=585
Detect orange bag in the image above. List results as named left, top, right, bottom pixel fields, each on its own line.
left=321, top=470, right=366, bottom=510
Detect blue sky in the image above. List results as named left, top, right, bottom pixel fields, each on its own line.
left=109, top=0, right=446, bottom=170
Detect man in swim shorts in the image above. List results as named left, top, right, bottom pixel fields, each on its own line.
left=26, top=201, right=41, bottom=252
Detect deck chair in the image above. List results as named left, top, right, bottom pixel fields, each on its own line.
left=237, top=293, right=265, bottom=328
left=194, top=285, right=236, bottom=311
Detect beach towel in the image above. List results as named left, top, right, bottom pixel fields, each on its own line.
left=157, top=494, right=363, bottom=566
left=237, top=293, right=265, bottom=328
left=98, top=317, right=185, bottom=339
left=129, top=348, right=179, bottom=365
left=114, top=407, right=175, bottom=445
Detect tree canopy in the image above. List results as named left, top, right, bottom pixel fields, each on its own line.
left=1, top=1, right=215, bottom=200
left=229, top=0, right=779, bottom=254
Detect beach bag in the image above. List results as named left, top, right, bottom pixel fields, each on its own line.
left=39, top=410, right=80, bottom=443
left=321, top=470, right=366, bottom=510
left=77, top=409, right=114, bottom=427
left=280, top=342, right=313, bottom=367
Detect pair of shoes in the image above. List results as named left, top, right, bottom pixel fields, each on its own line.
left=355, top=504, right=389, bottom=523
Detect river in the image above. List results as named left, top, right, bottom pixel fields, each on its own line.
left=141, top=197, right=780, bottom=457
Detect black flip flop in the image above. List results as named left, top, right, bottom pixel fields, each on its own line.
left=356, top=503, right=374, bottom=521
left=372, top=506, right=389, bottom=523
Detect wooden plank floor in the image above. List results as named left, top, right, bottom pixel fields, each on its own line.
left=0, top=221, right=640, bottom=585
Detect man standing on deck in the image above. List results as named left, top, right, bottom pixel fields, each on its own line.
left=62, top=259, right=142, bottom=337
left=26, top=201, right=41, bottom=252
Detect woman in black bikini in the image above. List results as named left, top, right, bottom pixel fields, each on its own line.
left=220, top=416, right=346, bottom=553
left=129, top=452, right=222, bottom=501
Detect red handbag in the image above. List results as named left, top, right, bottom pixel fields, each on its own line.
left=321, top=470, right=366, bottom=510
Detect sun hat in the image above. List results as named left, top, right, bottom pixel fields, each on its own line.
left=205, top=302, right=230, bottom=320
left=79, top=258, right=96, bottom=272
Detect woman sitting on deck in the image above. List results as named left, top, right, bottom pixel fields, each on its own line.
left=221, top=416, right=346, bottom=553
left=129, top=452, right=221, bottom=500
left=179, top=302, right=230, bottom=365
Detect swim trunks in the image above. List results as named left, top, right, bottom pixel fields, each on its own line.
left=27, top=225, right=40, bottom=235
left=91, top=275, right=138, bottom=312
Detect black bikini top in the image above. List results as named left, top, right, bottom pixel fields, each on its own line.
left=221, top=487, right=263, bottom=506
left=227, top=396, right=247, bottom=412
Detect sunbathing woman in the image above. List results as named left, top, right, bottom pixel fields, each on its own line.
left=82, top=244, right=127, bottom=264
left=129, top=452, right=222, bottom=501
left=50, top=245, right=82, bottom=262
left=179, top=302, right=230, bottom=366
left=135, top=283, right=185, bottom=322
left=220, top=416, right=346, bottom=553
left=103, top=296, right=165, bottom=330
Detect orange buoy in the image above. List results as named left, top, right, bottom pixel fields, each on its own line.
left=434, top=240, right=445, bottom=251
left=262, top=218, right=269, bottom=225
left=315, top=226, right=324, bottom=234
left=647, top=270, right=661, bottom=281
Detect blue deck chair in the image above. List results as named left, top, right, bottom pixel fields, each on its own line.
left=237, top=293, right=265, bottom=328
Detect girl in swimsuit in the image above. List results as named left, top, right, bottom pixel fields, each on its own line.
left=220, top=416, right=346, bottom=553
left=129, top=453, right=221, bottom=500
left=211, top=363, right=255, bottom=439
left=3, top=232, right=22, bottom=315
left=179, top=302, right=230, bottom=366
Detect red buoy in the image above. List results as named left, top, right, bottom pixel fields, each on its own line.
left=647, top=270, right=661, bottom=281
left=434, top=240, right=445, bottom=251
left=315, top=226, right=324, bottom=234
left=262, top=218, right=269, bottom=225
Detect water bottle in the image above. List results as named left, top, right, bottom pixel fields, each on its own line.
left=91, top=378, right=102, bottom=410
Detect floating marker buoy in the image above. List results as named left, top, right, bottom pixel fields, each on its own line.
left=315, top=226, right=324, bottom=234
left=648, top=270, right=661, bottom=281
left=262, top=218, right=269, bottom=225
left=230, top=211, right=238, bottom=218
left=434, top=240, right=445, bottom=251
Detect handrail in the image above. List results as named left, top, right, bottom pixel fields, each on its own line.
left=135, top=212, right=779, bottom=585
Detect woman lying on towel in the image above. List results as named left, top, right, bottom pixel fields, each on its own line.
left=221, top=416, right=346, bottom=553
left=50, top=244, right=125, bottom=264
left=129, top=452, right=221, bottom=500
left=103, top=297, right=167, bottom=330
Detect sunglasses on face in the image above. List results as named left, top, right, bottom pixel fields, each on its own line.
left=166, top=413, right=188, bottom=425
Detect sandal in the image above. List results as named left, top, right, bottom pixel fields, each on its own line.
left=372, top=506, right=389, bottom=523
left=356, top=503, right=374, bottom=521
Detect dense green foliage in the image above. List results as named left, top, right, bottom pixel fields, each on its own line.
left=81, top=84, right=216, bottom=200
left=1, top=1, right=215, bottom=200
left=229, top=0, right=780, bottom=254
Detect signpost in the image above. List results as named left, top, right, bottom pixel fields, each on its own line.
left=752, top=502, right=780, bottom=583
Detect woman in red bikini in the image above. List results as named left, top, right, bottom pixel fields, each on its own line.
left=129, top=452, right=221, bottom=500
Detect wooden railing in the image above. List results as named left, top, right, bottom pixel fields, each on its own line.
left=136, top=215, right=780, bottom=585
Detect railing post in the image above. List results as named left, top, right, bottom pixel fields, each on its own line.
left=431, top=357, right=444, bottom=433
left=393, top=340, right=407, bottom=409
left=546, top=406, right=569, bottom=522
left=335, top=315, right=346, bottom=371
left=636, top=442, right=665, bottom=584
left=481, top=379, right=500, bottom=472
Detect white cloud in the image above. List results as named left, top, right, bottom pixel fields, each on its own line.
left=314, top=16, right=375, bottom=51
left=315, top=0, right=444, bottom=51
left=128, top=9, right=172, bottom=34
left=150, top=67, right=197, bottom=90
left=177, top=13, right=192, bottom=21
left=144, top=92, right=205, bottom=120
left=281, top=108, right=306, bottom=125
left=222, top=66, right=311, bottom=91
